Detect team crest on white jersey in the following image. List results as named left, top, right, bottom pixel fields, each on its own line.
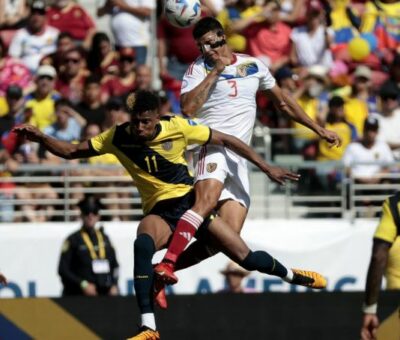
left=236, top=62, right=258, bottom=78
left=206, top=163, right=217, bottom=173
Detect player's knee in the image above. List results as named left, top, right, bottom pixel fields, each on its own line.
left=134, top=234, right=155, bottom=259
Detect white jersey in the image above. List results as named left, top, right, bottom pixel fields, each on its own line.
left=343, top=141, right=394, bottom=178
left=9, top=26, right=59, bottom=73
left=181, top=53, right=276, bottom=145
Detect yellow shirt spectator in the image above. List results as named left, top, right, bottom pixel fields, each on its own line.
left=217, top=5, right=262, bottom=52
left=317, top=122, right=352, bottom=161
left=344, top=97, right=368, bottom=138
left=0, top=97, right=8, bottom=116
left=25, top=91, right=61, bottom=131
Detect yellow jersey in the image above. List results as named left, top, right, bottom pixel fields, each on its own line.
left=317, top=122, right=352, bottom=161
left=374, top=195, right=400, bottom=289
left=90, top=115, right=211, bottom=214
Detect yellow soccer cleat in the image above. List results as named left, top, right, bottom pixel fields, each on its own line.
left=127, top=326, right=160, bottom=340
left=291, top=269, right=327, bottom=289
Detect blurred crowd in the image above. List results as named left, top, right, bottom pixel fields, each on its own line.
left=0, top=0, right=399, bottom=221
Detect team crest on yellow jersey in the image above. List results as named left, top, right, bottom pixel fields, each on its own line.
left=162, top=140, right=173, bottom=151
left=206, top=163, right=217, bottom=173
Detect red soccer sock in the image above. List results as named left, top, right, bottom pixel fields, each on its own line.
left=163, top=210, right=204, bottom=264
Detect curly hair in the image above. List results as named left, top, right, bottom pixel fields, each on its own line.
left=126, top=90, right=160, bottom=115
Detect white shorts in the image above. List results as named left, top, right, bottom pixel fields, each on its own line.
left=193, top=145, right=250, bottom=208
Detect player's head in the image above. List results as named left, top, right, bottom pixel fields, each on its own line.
left=78, top=195, right=103, bottom=228
left=193, top=17, right=227, bottom=62
left=126, top=90, right=161, bottom=141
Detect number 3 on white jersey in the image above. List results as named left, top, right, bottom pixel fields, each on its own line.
left=227, top=80, right=237, bottom=97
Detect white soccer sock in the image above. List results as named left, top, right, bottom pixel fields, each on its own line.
left=283, top=269, right=294, bottom=282
left=141, top=313, right=156, bottom=330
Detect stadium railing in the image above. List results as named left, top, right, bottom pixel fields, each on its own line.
left=1, top=160, right=400, bottom=222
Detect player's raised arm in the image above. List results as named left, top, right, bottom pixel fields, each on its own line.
left=12, top=124, right=97, bottom=160
left=266, top=85, right=342, bottom=148
left=209, top=129, right=300, bottom=185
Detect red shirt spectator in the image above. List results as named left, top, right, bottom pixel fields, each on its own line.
left=157, top=16, right=200, bottom=65
left=246, top=21, right=292, bottom=67
left=47, top=0, right=95, bottom=42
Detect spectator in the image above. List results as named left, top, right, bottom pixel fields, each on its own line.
left=0, top=85, right=25, bottom=133
left=292, top=65, right=330, bottom=156
left=58, top=195, right=119, bottom=296
left=0, top=36, right=32, bottom=101
left=75, top=75, right=106, bottom=126
left=87, top=32, right=119, bottom=76
left=26, top=65, right=60, bottom=131
left=245, top=0, right=292, bottom=72
left=101, top=98, right=128, bottom=132
left=360, top=0, right=400, bottom=56
left=8, top=0, right=59, bottom=73
left=0, top=0, right=28, bottom=30
left=290, top=0, right=334, bottom=69
left=55, top=47, right=88, bottom=105
left=216, top=0, right=262, bottom=53
left=220, top=261, right=252, bottom=293
left=101, top=47, right=137, bottom=102
left=97, top=0, right=156, bottom=65
left=375, top=83, right=400, bottom=159
left=279, top=0, right=306, bottom=24
left=343, top=66, right=373, bottom=138
left=135, top=64, right=153, bottom=91
left=380, top=53, right=400, bottom=98
left=343, top=116, right=394, bottom=185
left=46, top=0, right=96, bottom=48
left=157, top=13, right=200, bottom=80
left=317, top=96, right=355, bottom=191
left=360, top=192, right=400, bottom=340
left=44, top=98, right=85, bottom=142
left=40, top=32, right=75, bottom=71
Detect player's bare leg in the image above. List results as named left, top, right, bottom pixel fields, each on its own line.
left=154, top=215, right=327, bottom=308
left=129, top=215, right=171, bottom=339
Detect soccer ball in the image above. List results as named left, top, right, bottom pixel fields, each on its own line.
left=164, top=0, right=201, bottom=28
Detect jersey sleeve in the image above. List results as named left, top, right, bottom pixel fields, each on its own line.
left=257, top=59, right=276, bottom=91
left=180, top=61, right=206, bottom=95
left=173, top=116, right=211, bottom=146
left=89, top=126, right=116, bottom=155
left=374, top=198, right=398, bottom=244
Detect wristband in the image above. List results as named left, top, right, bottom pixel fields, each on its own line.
left=362, top=303, right=377, bottom=314
left=80, top=280, right=89, bottom=289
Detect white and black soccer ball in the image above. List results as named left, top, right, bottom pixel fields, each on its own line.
left=164, top=0, right=201, bottom=28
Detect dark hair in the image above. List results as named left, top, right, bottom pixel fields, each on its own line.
left=78, top=195, right=104, bottom=215
left=328, top=96, right=344, bottom=108
left=193, top=17, right=224, bottom=40
left=84, top=74, right=101, bottom=87
left=126, top=90, right=160, bottom=115
left=105, top=97, right=124, bottom=111
left=57, top=32, right=73, bottom=44
left=87, top=32, right=111, bottom=72
left=64, top=46, right=85, bottom=59
left=55, top=98, right=72, bottom=109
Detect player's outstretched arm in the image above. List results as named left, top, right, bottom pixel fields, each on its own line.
left=12, top=124, right=97, bottom=160
left=266, top=85, right=341, bottom=148
left=360, top=240, right=390, bottom=340
left=209, top=129, right=300, bottom=185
